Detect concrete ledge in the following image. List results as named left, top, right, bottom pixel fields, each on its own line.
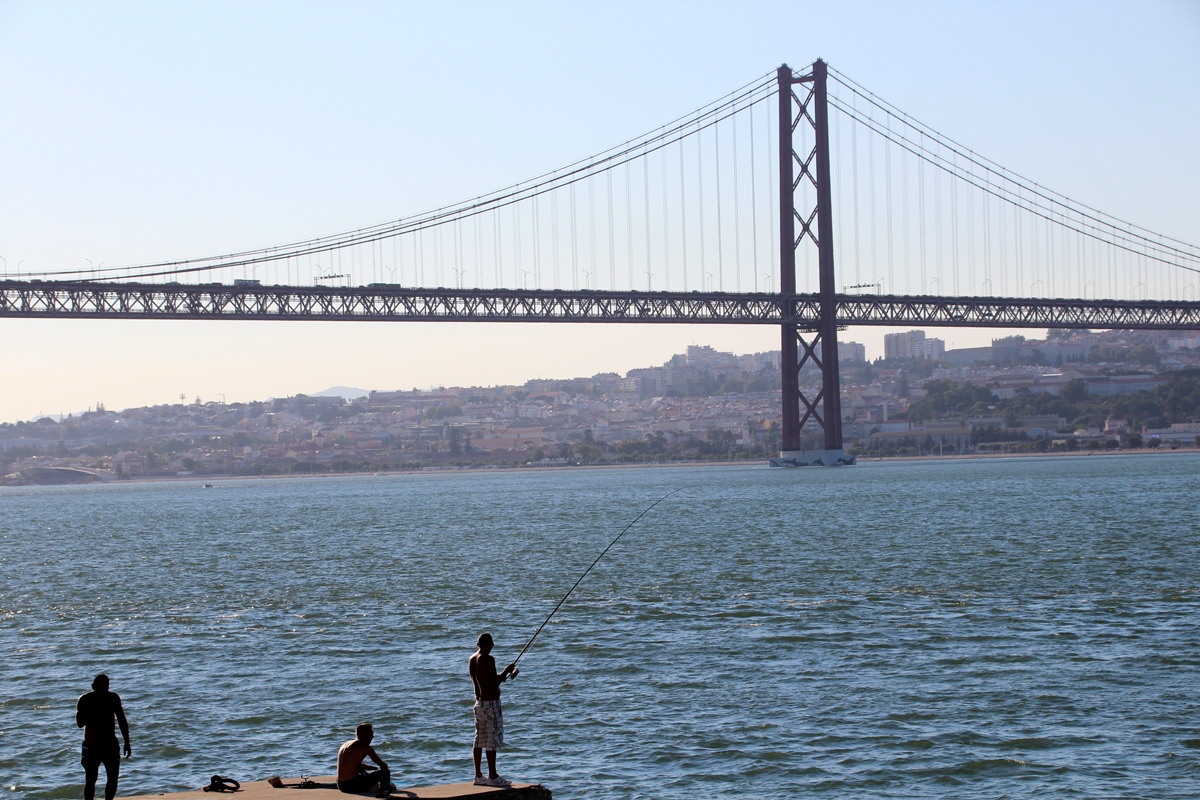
left=141, top=777, right=550, bottom=800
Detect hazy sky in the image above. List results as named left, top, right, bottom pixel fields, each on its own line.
left=1, top=1, right=1197, bottom=422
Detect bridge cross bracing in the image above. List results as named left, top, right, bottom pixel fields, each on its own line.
left=5, top=59, right=1199, bottom=464
left=3, top=283, right=1198, bottom=329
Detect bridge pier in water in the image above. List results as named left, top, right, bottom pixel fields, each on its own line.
left=771, top=60, right=854, bottom=467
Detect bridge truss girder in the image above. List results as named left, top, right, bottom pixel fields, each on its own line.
left=2, top=281, right=1199, bottom=329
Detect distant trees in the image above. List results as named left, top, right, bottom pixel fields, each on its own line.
left=1062, top=378, right=1088, bottom=403
left=424, top=405, right=463, bottom=420
left=893, top=379, right=992, bottom=422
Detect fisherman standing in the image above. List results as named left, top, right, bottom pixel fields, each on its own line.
left=76, top=674, right=130, bottom=800
left=469, top=633, right=517, bottom=787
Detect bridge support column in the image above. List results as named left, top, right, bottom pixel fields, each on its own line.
left=771, top=59, right=854, bottom=468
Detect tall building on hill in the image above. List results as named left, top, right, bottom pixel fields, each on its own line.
left=838, top=341, right=866, bottom=363
left=922, top=337, right=945, bottom=360
left=884, top=330, right=944, bottom=360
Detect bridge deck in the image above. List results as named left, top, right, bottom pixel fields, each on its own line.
left=2, top=281, right=1198, bottom=329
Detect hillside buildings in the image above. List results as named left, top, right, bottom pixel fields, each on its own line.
left=3, top=326, right=1197, bottom=480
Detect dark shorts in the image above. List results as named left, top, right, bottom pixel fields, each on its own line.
left=337, top=767, right=390, bottom=795
left=82, top=742, right=120, bottom=775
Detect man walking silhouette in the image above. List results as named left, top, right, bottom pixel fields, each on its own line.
left=76, top=674, right=130, bottom=800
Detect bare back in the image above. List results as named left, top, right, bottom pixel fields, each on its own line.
left=337, top=739, right=378, bottom=781
left=469, top=651, right=502, bottom=701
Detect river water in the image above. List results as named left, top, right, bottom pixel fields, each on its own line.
left=2, top=455, right=1199, bottom=798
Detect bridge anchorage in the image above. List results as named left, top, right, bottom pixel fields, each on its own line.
left=6, top=59, right=1200, bottom=467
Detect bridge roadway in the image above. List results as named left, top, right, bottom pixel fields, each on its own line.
left=2, top=280, right=1199, bottom=330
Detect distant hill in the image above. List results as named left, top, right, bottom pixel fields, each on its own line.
left=310, top=386, right=371, bottom=401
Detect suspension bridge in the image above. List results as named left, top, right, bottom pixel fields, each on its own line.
left=3, top=60, right=1198, bottom=465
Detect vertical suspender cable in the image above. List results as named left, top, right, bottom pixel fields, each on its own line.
left=933, top=161, right=942, bottom=294
left=1046, top=206, right=1054, bottom=298
left=767, top=95, right=776, bottom=293
left=589, top=175, right=598, bottom=289
left=1030, top=199, right=1039, bottom=296
left=493, top=209, right=501, bottom=288
left=698, top=130, right=707, bottom=289
left=571, top=183, right=579, bottom=290
left=644, top=150, right=652, bottom=290
left=951, top=167, right=959, bottom=295
left=983, top=186, right=991, bottom=294
left=885, top=132, right=893, bottom=294
left=918, top=148, right=926, bottom=293
left=998, top=197, right=1007, bottom=297
left=680, top=140, right=688, bottom=292
left=869, top=129, right=877, bottom=292
left=750, top=102, right=759, bottom=292
left=661, top=148, right=670, bottom=290
left=533, top=195, right=541, bottom=288
left=474, top=215, right=481, bottom=288
left=608, top=171, right=616, bottom=290
left=733, top=112, right=742, bottom=292
left=552, top=189, right=560, bottom=289
left=1015, top=186, right=1023, bottom=296
left=902, top=144, right=910, bottom=294
left=852, top=112, right=860, bottom=285
left=715, top=118, right=724, bottom=291
left=514, top=204, right=522, bottom=288
left=965, top=181, right=974, bottom=296
left=626, top=161, right=633, bottom=290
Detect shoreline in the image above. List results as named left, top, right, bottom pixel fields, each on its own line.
left=5, top=447, right=1197, bottom=488
left=853, top=447, right=1200, bottom=463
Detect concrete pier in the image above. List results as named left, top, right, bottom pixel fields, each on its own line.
left=143, top=777, right=551, bottom=800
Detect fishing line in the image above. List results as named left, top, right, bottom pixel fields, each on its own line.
left=511, top=488, right=681, bottom=671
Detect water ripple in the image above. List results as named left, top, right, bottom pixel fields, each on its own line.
left=2, top=456, right=1198, bottom=798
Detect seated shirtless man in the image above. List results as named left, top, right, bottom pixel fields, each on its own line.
left=336, top=723, right=394, bottom=797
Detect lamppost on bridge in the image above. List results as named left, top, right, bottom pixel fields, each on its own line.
left=930, top=277, right=939, bottom=295
left=520, top=269, right=530, bottom=289
left=762, top=273, right=773, bottom=293
left=1185, top=284, right=1195, bottom=302
left=1031, top=279, right=1043, bottom=297
left=582, top=270, right=591, bottom=290
left=0, top=256, right=6, bottom=280
left=1134, top=282, right=1146, bottom=300
left=1085, top=281, right=1094, bottom=300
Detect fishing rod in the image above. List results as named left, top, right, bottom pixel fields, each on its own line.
left=509, top=488, right=681, bottom=674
